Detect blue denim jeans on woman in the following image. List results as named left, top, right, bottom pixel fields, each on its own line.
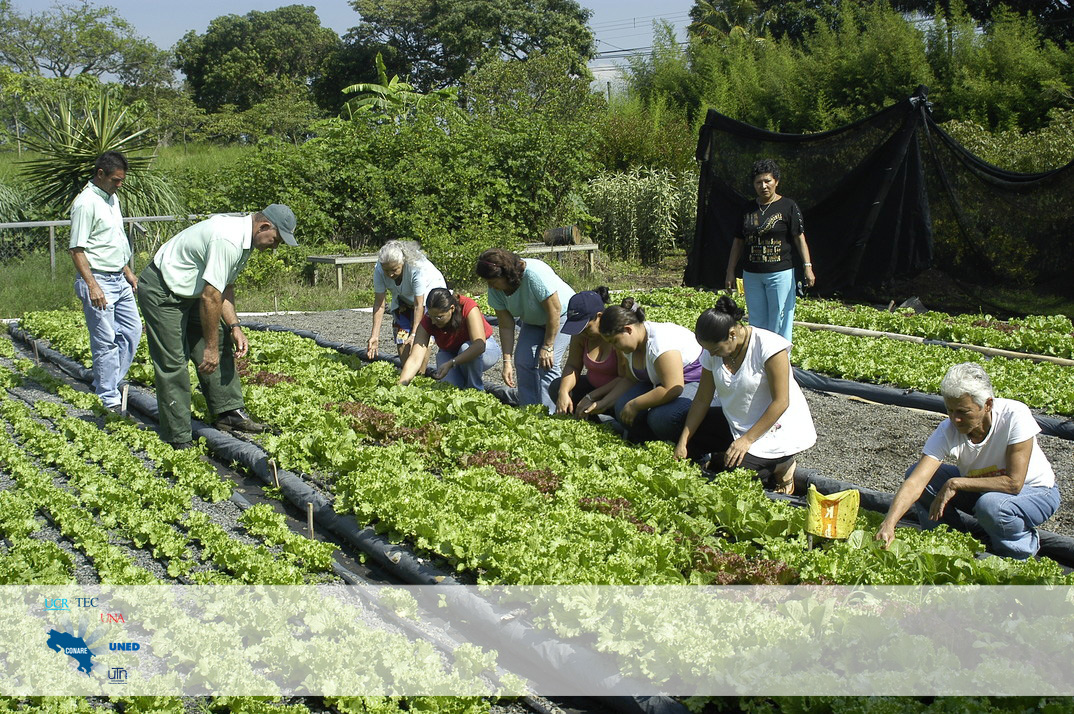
left=614, top=380, right=700, bottom=444
left=75, top=272, right=142, bottom=409
left=743, top=268, right=796, bottom=343
left=514, top=315, right=570, bottom=413
left=911, top=463, right=1061, bottom=559
left=434, top=337, right=502, bottom=391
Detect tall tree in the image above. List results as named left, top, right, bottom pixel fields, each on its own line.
left=174, top=4, right=341, bottom=112
left=0, top=0, right=170, bottom=86
left=348, top=0, right=596, bottom=89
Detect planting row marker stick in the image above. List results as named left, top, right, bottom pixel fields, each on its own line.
left=270, top=459, right=280, bottom=489
left=121, top=384, right=128, bottom=415
left=32, top=340, right=39, bottom=365
left=307, top=502, right=315, bottom=539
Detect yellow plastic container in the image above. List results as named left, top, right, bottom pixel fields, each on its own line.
left=806, top=484, right=860, bottom=540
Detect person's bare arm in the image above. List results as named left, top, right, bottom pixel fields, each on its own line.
left=795, top=232, right=815, bottom=288
left=123, top=264, right=138, bottom=293
left=368, top=292, right=387, bottom=359
left=496, top=309, right=516, bottom=388
left=724, top=350, right=792, bottom=469
left=70, top=249, right=105, bottom=308
left=927, top=439, right=1032, bottom=522
left=198, top=284, right=225, bottom=374
left=556, top=335, right=585, bottom=414
left=538, top=292, right=562, bottom=370
left=448, top=307, right=489, bottom=368
left=725, top=238, right=745, bottom=290
left=398, top=325, right=433, bottom=385
left=220, top=284, right=247, bottom=358
left=619, top=351, right=684, bottom=426
left=676, top=368, right=716, bottom=460
left=876, top=455, right=943, bottom=548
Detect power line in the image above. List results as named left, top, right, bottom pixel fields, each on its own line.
left=589, top=41, right=690, bottom=61
left=589, top=11, right=692, bottom=31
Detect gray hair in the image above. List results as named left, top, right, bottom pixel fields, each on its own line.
left=378, top=240, right=427, bottom=268
left=939, top=362, right=993, bottom=407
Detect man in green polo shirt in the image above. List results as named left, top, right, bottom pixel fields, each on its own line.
left=69, top=151, right=142, bottom=413
left=137, top=204, right=297, bottom=449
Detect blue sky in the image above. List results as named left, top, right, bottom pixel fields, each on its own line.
left=13, top=0, right=693, bottom=84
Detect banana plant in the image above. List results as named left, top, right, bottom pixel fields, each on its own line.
left=340, top=53, right=459, bottom=121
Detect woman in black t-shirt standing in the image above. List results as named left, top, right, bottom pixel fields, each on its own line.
left=723, top=158, right=815, bottom=343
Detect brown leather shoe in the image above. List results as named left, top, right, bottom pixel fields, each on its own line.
left=214, top=408, right=266, bottom=434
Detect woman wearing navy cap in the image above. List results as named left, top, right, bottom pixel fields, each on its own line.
left=550, top=287, right=624, bottom=417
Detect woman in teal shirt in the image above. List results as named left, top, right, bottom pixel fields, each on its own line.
left=476, top=248, right=575, bottom=412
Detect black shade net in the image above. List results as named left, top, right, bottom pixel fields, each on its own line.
left=686, top=86, right=1074, bottom=297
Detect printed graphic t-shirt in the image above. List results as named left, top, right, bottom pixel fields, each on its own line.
left=740, top=196, right=804, bottom=274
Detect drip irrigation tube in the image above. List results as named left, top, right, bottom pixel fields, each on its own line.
left=5, top=323, right=684, bottom=713
left=796, top=321, right=1074, bottom=367
left=792, top=367, right=1074, bottom=441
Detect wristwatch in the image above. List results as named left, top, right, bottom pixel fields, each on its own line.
left=227, top=323, right=241, bottom=331
left=540, top=345, right=554, bottom=354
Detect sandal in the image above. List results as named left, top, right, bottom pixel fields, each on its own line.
left=771, top=459, right=797, bottom=495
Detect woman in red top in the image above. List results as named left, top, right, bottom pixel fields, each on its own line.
left=550, top=287, right=624, bottom=418
left=398, top=287, right=502, bottom=390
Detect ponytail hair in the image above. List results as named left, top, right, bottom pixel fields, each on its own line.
left=598, top=297, right=646, bottom=336
left=426, top=287, right=464, bottom=332
left=694, top=295, right=746, bottom=343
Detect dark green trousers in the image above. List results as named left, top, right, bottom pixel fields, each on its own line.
left=136, top=262, right=244, bottom=443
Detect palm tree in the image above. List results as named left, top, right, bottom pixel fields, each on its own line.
left=18, top=85, right=183, bottom=217
left=689, top=0, right=769, bottom=43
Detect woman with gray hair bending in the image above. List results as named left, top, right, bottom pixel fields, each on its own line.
left=367, top=240, right=447, bottom=363
left=876, top=362, right=1060, bottom=559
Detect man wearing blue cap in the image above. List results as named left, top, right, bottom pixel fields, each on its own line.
left=136, top=205, right=297, bottom=449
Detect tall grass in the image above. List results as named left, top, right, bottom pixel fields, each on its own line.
left=153, top=143, right=252, bottom=174
left=582, top=168, right=697, bottom=265
left=0, top=253, right=81, bottom=318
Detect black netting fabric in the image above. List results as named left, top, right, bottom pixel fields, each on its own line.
left=685, top=87, right=1074, bottom=296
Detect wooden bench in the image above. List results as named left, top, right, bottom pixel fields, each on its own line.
left=307, top=243, right=599, bottom=291
left=306, top=254, right=379, bottom=291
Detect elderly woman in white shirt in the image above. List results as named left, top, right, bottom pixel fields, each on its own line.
left=367, top=240, right=447, bottom=363
left=877, top=362, right=1060, bottom=559
left=674, top=295, right=816, bottom=494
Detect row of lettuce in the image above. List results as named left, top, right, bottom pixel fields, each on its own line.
left=13, top=311, right=1069, bottom=587
left=0, top=343, right=514, bottom=702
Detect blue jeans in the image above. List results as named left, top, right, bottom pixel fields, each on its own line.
left=435, top=337, right=502, bottom=391
left=515, top=316, right=570, bottom=413
left=911, top=463, right=1061, bottom=559
left=614, top=380, right=700, bottom=443
left=743, top=269, right=796, bottom=342
left=75, top=272, right=142, bottom=408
